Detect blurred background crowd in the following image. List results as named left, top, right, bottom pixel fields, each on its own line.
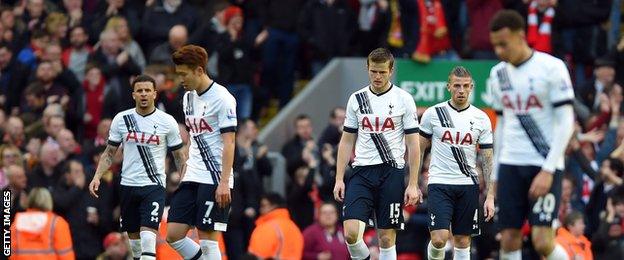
left=1, top=0, right=624, bottom=259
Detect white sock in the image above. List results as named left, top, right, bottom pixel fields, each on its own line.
left=347, top=239, right=370, bottom=260
left=200, top=239, right=221, bottom=260
left=129, top=239, right=142, bottom=260
left=139, top=231, right=157, bottom=260
left=546, top=244, right=569, bottom=260
left=379, top=245, right=396, bottom=260
left=169, top=237, right=202, bottom=260
left=453, top=247, right=470, bottom=260
left=499, top=249, right=521, bottom=260
left=427, top=241, right=446, bottom=260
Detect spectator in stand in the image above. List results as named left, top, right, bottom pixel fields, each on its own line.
left=235, top=118, right=273, bottom=183
left=2, top=165, right=28, bottom=221
left=0, top=43, right=30, bottom=113
left=61, top=0, right=88, bottom=29
left=586, top=158, right=624, bottom=235
left=20, top=0, right=48, bottom=37
left=53, top=159, right=110, bottom=260
left=17, top=29, right=48, bottom=70
left=412, top=0, right=457, bottom=63
left=56, top=128, right=81, bottom=161
left=282, top=114, right=316, bottom=176
left=82, top=65, right=108, bottom=140
left=3, top=116, right=26, bottom=149
left=591, top=192, right=624, bottom=259
left=140, top=0, right=198, bottom=55
left=303, top=202, right=349, bottom=260
left=555, top=211, right=593, bottom=260
left=558, top=174, right=585, bottom=223
left=248, top=193, right=304, bottom=260
left=287, top=148, right=319, bottom=230
left=354, top=0, right=391, bottom=56
left=216, top=6, right=258, bottom=120
left=149, top=24, right=188, bottom=66
left=466, top=0, right=502, bottom=59
left=0, top=144, right=24, bottom=189
left=318, top=107, right=345, bottom=149
left=298, top=0, right=356, bottom=76
left=613, top=35, right=624, bottom=86
left=105, top=16, right=146, bottom=71
left=10, top=187, right=75, bottom=260
left=43, top=12, right=68, bottom=45
left=91, top=0, right=141, bottom=45
left=96, top=232, right=130, bottom=260
left=578, top=57, right=616, bottom=112
left=27, top=141, right=63, bottom=192
left=62, top=26, right=94, bottom=82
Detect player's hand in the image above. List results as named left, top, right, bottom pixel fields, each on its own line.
left=529, top=170, right=553, bottom=200
left=484, top=195, right=495, bottom=222
left=215, top=182, right=231, bottom=208
left=89, top=178, right=100, bottom=198
left=333, top=180, right=345, bottom=202
left=404, top=184, right=422, bottom=206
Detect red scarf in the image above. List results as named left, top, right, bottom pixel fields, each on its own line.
left=527, top=1, right=554, bottom=53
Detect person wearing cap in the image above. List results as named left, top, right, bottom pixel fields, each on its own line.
left=10, top=187, right=75, bottom=260
left=96, top=232, right=130, bottom=260
left=577, top=57, right=617, bottom=112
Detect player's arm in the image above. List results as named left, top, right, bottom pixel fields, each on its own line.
left=89, top=144, right=119, bottom=198
left=541, top=104, right=575, bottom=173
left=334, top=131, right=356, bottom=202
left=171, top=148, right=187, bottom=179
left=480, top=148, right=495, bottom=197
left=217, top=131, right=235, bottom=206
left=405, top=133, right=422, bottom=201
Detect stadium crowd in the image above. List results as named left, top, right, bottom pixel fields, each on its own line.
left=0, top=0, right=623, bottom=259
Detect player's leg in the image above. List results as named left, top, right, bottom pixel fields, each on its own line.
left=137, top=185, right=166, bottom=260
left=343, top=166, right=375, bottom=260
left=167, top=182, right=202, bottom=259
left=120, top=185, right=142, bottom=260
left=450, top=184, right=480, bottom=260
left=196, top=183, right=230, bottom=260
left=375, top=165, right=406, bottom=260
left=497, top=165, right=531, bottom=260
left=426, top=184, right=454, bottom=260
left=528, top=169, right=568, bottom=259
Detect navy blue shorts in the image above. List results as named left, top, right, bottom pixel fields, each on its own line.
left=119, top=184, right=165, bottom=233
left=496, top=164, right=562, bottom=229
left=427, top=184, right=480, bottom=236
left=167, top=182, right=230, bottom=232
left=343, top=164, right=405, bottom=230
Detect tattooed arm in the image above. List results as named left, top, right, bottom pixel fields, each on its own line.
left=89, top=144, right=120, bottom=198
left=480, top=147, right=496, bottom=221
left=172, top=148, right=187, bottom=179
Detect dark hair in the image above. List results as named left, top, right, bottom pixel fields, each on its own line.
left=563, top=211, right=584, bottom=229
left=172, top=45, right=208, bottom=71
left=367, top=48, right=394, bottom=69
left=24, top=82, right=46, bottom=97
left=31, top=29, right=48, bottom=40
left=261, top=192, right=286, bottom=208
left=607, top=158, right=624, bottom=177
left=489, top=10, right=525, bottom=32
left=562, top=174, right=577, bottom=188
left=295, top=114, right=310, bottom=124
left=61, top=159, right=81, bottom=175
left=131, top=74, right=156, bottom=90
left=447, top=66, right=472, bottom=82
left=330, top=107, right=345, bottom=119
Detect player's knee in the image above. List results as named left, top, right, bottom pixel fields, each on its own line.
left=344, top=228, right=360, bottom=244
left=430, top=231, right=448, bottom=249
left=166, top=229, right=185, bottom=243
left=500, top=229, right=522, bottom=251
left=453, top=235, right=471, bottom=248
left=531, top=233, right=555, bottom=256
left=378, top=231, right=396, bottom=248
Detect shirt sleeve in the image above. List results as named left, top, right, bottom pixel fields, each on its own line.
left=478, top=113, right=494, bottom=149
left=549, top=59, right=575, bottom=107
left=489, top=67, right=503, bottom=114
left=218, top=95, right=238, bottom=133
left=418, top=108, right=433, bottom=138
left=107, top=114, right=122, bottom=146
left=166, top=116, right=183, bottom=151
left=402, top=93, right=419, bottom=134
left=343, top=94, right=359, bottom=133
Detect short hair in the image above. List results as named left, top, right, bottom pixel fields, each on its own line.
left=30, top=29, right=48, bottom=40
left=172, top=45, right=208, bottom=71
left=367, top=48, right=394, bottom=69
left=61, top=159, right=81, bottom=175
left=607, top=158, right=624, bottom=177
left=447, top=66, right=472, bottom=82
left=24, top=82, right=46, bottom=97
left=489, top=10, right=525, bottom=32
left=563, top=211, right=584, bottom=229
left=27, top=187, right=54, bottom=211
left=294, top=114, right=310, bottom=124
left=261, top=192, right=286, bottom=208
left=131, top=74, right=157, bottom=90
left=330, top=107, right=345, bottom=119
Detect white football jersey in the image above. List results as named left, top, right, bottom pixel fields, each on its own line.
left=108, top=108, right=183, bottom=187
left=420, top=101, right=493, bottom=185
left=183, top=81, right=236, bottom=188
left=343, top=84, right=419, bottom=168
left=490, top=51, right=574, bottom=169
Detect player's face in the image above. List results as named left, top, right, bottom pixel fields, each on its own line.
left=175, top=64, right=202, bottom=91
left=367, top=61, right=393, bottom=89
left=447, top=75, right=473, bottom=106
left=490, top=28, right=525, bottom=63
left=132, top=82, right=157, bottom=110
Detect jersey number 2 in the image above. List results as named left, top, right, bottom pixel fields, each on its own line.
left=151, top=202, right=159, bottom=216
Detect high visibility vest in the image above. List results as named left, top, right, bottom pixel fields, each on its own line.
left=10, top=210, right=75, bottom=260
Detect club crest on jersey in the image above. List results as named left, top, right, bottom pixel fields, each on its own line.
left=502, top=93, right=543, bottom=112
left=126, top=131, right=160, bottom=145
left=388, top=104, right=394, bottom=115
left=441, top=130, right=473, bottom=145
left=186, top=117, right=213, bottom=134
left=361, top=116, right=395, bottom=132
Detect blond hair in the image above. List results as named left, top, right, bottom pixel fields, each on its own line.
left=27, top=188, right=54, bottom=211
